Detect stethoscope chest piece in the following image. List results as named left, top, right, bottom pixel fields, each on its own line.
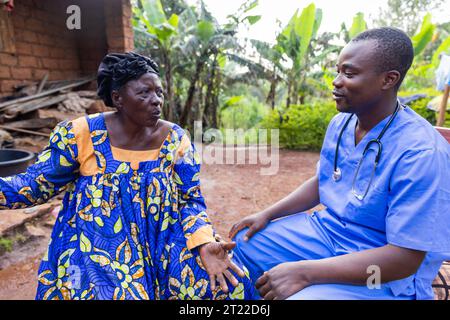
left=332, top=168, right=342, bottom=182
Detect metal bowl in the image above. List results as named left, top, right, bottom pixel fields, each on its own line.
left=0, top=149, right=35, bottom=177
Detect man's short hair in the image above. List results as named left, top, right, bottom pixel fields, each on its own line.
left=352, top=27, right=414, bottom=88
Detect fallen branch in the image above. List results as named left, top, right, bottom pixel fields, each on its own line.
left=0, top=125, right=50, bottom=137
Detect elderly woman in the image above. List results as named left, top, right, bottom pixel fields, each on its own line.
left=0, top=52, right=256, bottom=300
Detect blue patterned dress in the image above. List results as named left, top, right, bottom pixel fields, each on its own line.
left=0, top=113, right=256, bottom=300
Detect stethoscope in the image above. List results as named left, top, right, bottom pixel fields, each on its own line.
left=332, top=101, right=402, bottom=201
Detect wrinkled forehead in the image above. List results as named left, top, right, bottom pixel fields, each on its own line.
left=337, top=39, right=380, bottom=71
left=125, top=72, right=162, bottom=90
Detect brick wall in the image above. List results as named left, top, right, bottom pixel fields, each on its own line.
left=104, top=0, right=135, bottom=53
left=0, top=0, right=134, bottom=97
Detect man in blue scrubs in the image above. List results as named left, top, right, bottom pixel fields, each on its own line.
left=230, top=27, right=450, bottom=300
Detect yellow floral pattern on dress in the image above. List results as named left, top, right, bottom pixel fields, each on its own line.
left=0, top=115, right=257, bottom=300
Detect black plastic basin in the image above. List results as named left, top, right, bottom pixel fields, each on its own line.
left=0, top=149, right=35, bottom=177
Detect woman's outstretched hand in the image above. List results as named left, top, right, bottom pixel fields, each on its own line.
left=198, top=241, right=245, bottom=293
left=228, top=211, right=271, bottom=241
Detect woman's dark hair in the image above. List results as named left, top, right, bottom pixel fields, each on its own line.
left=97, top=52, right=160, bottom=107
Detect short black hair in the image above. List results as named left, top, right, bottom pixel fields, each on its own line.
left=352, top=27, right=414, bottom=88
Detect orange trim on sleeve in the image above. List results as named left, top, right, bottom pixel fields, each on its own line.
left=72, top=116, right=98, bottom=176
left=186, top=225, right=215, bottom=250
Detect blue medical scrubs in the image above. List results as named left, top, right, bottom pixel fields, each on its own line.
left=233, top=106, right=450, bottom=300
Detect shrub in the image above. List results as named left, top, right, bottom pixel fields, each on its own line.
left=260, top=102, right=338, bottom=151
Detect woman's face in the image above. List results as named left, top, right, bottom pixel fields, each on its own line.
left=114, top=72, right=164, bottom=127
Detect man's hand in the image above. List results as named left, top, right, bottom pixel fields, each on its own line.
left=198, top=241, right=246, bottom=293
left=256, top=261, right=312, bottom=300
left=229, top=211, right=271, bottom=241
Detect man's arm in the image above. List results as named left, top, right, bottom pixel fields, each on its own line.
left=256, top=244, right=426, bottom=300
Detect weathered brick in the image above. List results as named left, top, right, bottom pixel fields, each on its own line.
left=107, top=37, right=125, bottom=50
left=0, top=53, right=18, bottom=66
left=41, top=58, right=59, bottom=69
left=15, top=41, right=34, bottom=55
left=0, top=80, right=20, bottom=92
left=48, top=70, right=65, bottom=81
left=22, top=30, right=39, bottom=44
left=33, top=69, right=49, bottom=79
left=32, top=44, right=50, bottom=57
left=0, top=66, right=11, bottom=79
left=18, top=55, right=37, bottom=67
left=11, top=67, right=33, bottom=80
left=59, top=59, right=80, bottom=71
left=13, top=16, right=26, bottom=29
left=49, top=47, right=66, bottom=59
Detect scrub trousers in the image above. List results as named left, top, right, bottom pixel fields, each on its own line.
left=232, top=212, right=415, bottom=300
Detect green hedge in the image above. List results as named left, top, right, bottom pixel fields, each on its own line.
left=406, top=97, right=437, bottom=125
left=260, top=102, right=338, bottom=151
left=260, top=98, right=439, bottom=151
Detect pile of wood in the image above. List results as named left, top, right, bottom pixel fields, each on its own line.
left=0, top=76, right=112, bottom=149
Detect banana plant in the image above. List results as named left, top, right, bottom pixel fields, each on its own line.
left=132, top=0, right=180, bottom=121
left=276, top=3, right=322, bottom=107
left=412, top=13, right=436, bottom=57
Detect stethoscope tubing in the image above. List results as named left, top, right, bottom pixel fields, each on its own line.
left=333, top=101, right=402, bottom=183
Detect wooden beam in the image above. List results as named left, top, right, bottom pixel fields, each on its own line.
left=0, top=9, right=16, bottom=53
left=0, top=125, right=50, bottom=137
left=437, top=84, right=450, bottom=127
left=0, top=77, right=95, bottom=111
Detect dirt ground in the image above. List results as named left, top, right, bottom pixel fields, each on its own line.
left=0, top=149, right=319, bottom=300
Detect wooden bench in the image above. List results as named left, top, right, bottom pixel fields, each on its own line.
left=436, top=126, right=450, bottom=143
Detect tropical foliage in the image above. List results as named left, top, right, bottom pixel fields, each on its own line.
left=132, top=0, right=450, bottom=148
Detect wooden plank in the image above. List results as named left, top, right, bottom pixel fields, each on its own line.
left=0, top=77, right=95, bottom=111
left=0, top=9, right=16, bottom=53
left=5, top=117, right=58, bottom=130
left=0, top=125, right=50, bottom=137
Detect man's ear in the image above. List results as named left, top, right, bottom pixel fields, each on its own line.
left=382, top=70, right=401, bottom=90
left=111, top=90, right=122, bottom=109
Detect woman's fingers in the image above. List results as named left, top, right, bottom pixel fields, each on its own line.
left=217, top=274, right=229, bottom=293
left=227, top=260, right=245, bottom=278
left=223, top=270, right=239, bottom=287
left=220, top=241, right=236, bottom=251
left=209, top=274, right=216, bottom=291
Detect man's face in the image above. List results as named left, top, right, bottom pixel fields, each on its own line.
left=332, top=39, right=386, bottom=114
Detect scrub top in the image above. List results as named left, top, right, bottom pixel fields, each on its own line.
left=317, top=106, right=450, bottom=299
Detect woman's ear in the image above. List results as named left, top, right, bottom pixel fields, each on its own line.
left=111, top=90, right=122, bottom=109
left=382, top=70, right=401, bottom=90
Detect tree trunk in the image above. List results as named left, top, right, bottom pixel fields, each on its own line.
left=266, top=67, right=277, bottom=109
left=162, top=49, right=175, bottom=122
left=180, top=58, right=205, bottom=127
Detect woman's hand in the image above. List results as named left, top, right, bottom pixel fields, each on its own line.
left=198, top=241, right=246, bottom=293
left=256, top=261, right=312, bottom=300
left=228, top=211, right=271, bottom=241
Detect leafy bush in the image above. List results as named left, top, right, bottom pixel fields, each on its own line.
left=260, top=102, right=338, bottom=150
left=399, top=89, right=439, bottom=125
left=220, top=95, right=269, bottom=130
left=406, top=97, right=437, bottom=125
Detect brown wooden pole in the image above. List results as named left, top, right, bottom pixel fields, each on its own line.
left=437, top=84, right=450, bottom=127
